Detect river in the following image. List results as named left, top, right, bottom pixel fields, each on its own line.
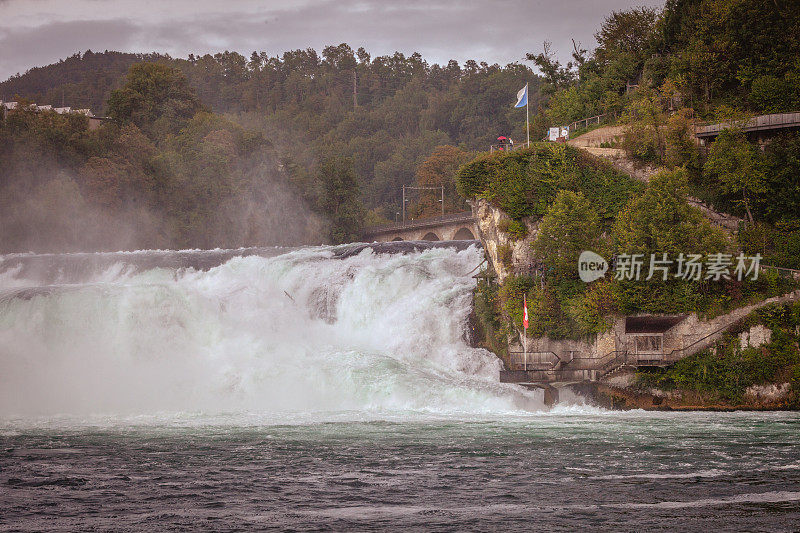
left=1, top=244, right=798, bottom=530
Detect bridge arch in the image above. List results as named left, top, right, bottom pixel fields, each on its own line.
left=452, top=227, right=476, bottom=240
left=421, top=232, right=440, bottom=241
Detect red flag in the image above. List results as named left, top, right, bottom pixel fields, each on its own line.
left=523, top=294, right=529, bottom=330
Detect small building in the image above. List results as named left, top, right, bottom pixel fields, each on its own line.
left=0, top=101, right=17, bottom=119
left=622, top=315, right=688, bottom=365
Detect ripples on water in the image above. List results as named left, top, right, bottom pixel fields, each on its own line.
left=2, top=411, right=800, bottom=531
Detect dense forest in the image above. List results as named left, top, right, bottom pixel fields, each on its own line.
left=527, top=0, right=800, bottom=268
left=0, top=64, right=325, bottom=251
left=1, top=45, right=543, bottom=251
left=533, top=0, right=800, bottom=123
left=2, top=0, right=799, bottom=254
left=0, top=51, right=169, bottom=113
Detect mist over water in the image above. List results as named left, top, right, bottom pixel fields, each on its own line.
left=0, top=244, right=539, bottom=419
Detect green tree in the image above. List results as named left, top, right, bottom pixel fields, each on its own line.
left=318, top=157, right=365, bottom=244
left=107, top=62, right=203, bottom=134
left=614, top=168, right=728, bottom=255
left=593, top=7, right=659, bottom=68
left=532, top=190, right=602, bottom=280
left=703, top=128, right=768, bottom=223
left=526, top=41, right=577, bottom=95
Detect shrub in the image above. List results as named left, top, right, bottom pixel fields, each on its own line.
left=497, top=244, right=513, bottom=267
left=506, top=220, right=528, bottom=240
left=532, top=190, right=601, bottom=280
left=456, top=143, right=640, bottom=222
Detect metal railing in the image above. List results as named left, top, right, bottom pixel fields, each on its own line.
left=505, top=289, right=800, bottom=383
left=567, top=112, right=618, bottom=134
left=761, top=265, right=800, bottom=280
left=489, top=141, right=530, bottom=153
left=695, top=112, right=800, bottom=138
left=507, top=351, right=561, bottom=371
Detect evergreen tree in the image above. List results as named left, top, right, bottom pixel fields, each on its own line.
left=318, top=157, right=365, bottom=244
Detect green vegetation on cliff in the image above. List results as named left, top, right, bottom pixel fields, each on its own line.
left=636, top=301, right=800, bottom=407
left=457, top=143, right=641, bottom=221
left=530, top=1, right=800, bottom=275
left=458, top=147, right=797, bottom=342
left=461, top=0, right=800, bottom=347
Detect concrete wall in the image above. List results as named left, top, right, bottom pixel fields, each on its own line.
left=505, top=290, right=800, bottom=381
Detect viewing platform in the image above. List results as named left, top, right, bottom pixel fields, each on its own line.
left=695, top=112, right=800, bottom=140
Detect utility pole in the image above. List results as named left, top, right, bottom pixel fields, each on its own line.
left=441, top=185, right=444, bottom=216
left=353, top=69, right=357, bottom=109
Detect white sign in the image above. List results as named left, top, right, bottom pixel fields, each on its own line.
left=548, top=127, right=560, bottom=141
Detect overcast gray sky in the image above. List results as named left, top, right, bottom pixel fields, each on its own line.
left=0, top=0, right=664, bottom=81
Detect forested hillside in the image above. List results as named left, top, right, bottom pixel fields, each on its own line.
left=1, top=46, right=543, bottom=229
left=0, top=63, right=324, bottom=252
left=0, top=51, right=168, bottom=113
left=526, top=0, right=800, bottom=269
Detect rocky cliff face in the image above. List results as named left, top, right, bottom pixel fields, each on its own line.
left=470, top=198, right=538, bottom=283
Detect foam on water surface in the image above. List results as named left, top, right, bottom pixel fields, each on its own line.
left=0, top=244, right=543, bottom=421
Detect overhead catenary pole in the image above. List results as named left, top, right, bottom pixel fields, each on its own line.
left=402, top=184, right=406, bottom=225
left=402, top=185, right=447, bottom=223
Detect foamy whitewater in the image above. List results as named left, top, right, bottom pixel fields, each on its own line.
left=2, top=245, right=800, bottom=530
left=0, top=244, right=538, bottom=419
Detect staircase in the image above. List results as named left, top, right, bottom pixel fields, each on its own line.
left=500, top=290, right=800, bottom=386
left=567, top=125, right=743, bottom=234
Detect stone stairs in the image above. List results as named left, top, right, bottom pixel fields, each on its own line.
left=568, top=125, right=743, bottom=234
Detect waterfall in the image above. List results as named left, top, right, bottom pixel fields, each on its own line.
left=0, top=244, right=539, bottom=419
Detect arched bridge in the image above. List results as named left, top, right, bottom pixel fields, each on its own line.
left=362, top=211, right=478, bottom=242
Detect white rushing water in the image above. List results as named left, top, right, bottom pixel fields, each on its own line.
left=0, top=245, right=541, bottom=419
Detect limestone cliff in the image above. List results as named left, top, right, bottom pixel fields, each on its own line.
left=470, top=198, right=538, bottom=283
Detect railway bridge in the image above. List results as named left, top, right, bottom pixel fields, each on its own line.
left=362, top=211, right=478, bottom=242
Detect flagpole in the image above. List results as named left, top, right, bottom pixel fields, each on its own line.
left=526, top=84, right=530, bottom=147
left=523, top=328, right=527, bottom=371
left=523, top=294, right=528, bottom=371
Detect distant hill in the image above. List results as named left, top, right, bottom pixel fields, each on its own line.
left=0, top=50, right=169, bottom=114
left=0, top=48, right=543, bottom=223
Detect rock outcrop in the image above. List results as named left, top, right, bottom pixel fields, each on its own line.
left=470, top=198, right=538, bottom=283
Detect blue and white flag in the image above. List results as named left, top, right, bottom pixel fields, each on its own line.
left=514, top=83, right=528, bottom=108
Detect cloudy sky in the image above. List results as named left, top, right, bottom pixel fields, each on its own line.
left=0, top=0, right=664, bottom=81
